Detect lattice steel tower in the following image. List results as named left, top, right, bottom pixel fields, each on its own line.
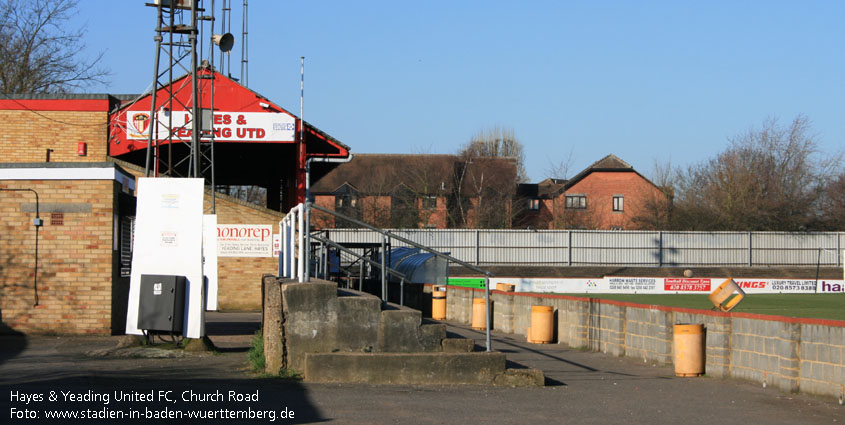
left=144, top=0, right=233, bottom=212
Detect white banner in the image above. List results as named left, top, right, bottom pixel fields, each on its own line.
left=486, top=277, right=845, bottom=295
left=125, top=111, right=296, bottom=142
left=217, top=224, right=273, bottom=257
left=202, top=214, right=219, bottom=311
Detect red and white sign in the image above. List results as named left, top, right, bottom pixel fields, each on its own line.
left=217, top=224, right=274, bottom=257
left=664, top=278, right=711, bottom=292
left=126, top=111, right=295, bottom=142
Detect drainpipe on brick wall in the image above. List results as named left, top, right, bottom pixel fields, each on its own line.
left=0, top=188, right=42, bottom=306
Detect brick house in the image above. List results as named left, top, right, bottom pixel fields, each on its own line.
left=515, top=154, right=667, bottom=230
left=310, top=154, right=518, bottom=229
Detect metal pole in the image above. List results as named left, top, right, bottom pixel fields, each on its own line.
left=291, top=217, right=297, bottom=278
left=298, top=205, right=306, bottom=282
left=400, top=278, right=405, bottom=306
left=359, top=260, right=364, bottom=291
left=475, top=229, right=480, bottom=265
left=281, top=219, right=288, bottom=277
left=381, top=233, right=387, bottom=301
left=190, top=1, right=200, bottom=178
left=658, top=231, right=663, bottom=267
left=145, top=4, right=163, bottom=177
left=748, top=232, right=753, bottom=267
left=484, top=273, right=491, bottom=352
left=322, top=243, right=328, bottom=279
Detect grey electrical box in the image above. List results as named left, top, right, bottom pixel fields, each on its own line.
left=137, top=274, right=186, bottom=333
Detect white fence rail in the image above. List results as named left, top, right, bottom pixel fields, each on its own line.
left=318, top=229, right=845, bottom=268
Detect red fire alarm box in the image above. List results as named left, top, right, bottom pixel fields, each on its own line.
left=77, top=142, right=87, bottom=156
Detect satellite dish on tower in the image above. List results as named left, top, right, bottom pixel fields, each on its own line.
left=212, top=33, right=235, bottom=53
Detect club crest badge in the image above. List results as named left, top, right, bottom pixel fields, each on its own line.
left=130, top=112, right=150, bottom=138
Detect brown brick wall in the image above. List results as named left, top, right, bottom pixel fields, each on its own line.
left=0, top=179, right=115, bottom=334
left=0, top=109, right=109, bottom=163
left=312, top=195, right=335, bottom=229
left=564, top=171, right=664, bottom=230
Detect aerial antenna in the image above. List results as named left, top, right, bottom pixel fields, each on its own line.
left=240, top=0, right=248, bottom=86
left=220, top=0, right=231, bottom=76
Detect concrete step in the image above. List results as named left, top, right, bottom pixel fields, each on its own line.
left=304, top=351, right=543, bottom=386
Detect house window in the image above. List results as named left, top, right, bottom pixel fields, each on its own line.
left=528, top=199, right=540, bottom=210
left=422, top=196, right=437, bottom=209
left=613, top=195, right=624, bottom=212
left=335, top=194, right=356, bottom=209
left=565, top=195, right=586, bottom=209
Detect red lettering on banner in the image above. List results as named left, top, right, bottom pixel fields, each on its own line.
left=737, top=281, right=767, bottom=289
left=664, top=278, right=711, bottom=292
left=216, top=226, right=271, bottom=241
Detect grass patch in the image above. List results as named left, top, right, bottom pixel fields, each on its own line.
left=247, top=330, right=265, bottom=373
left=246, top=330, right=302, bottom=380
left=557, top=293, right=845, bottom=321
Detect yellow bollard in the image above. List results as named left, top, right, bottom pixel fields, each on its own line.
left=673, top=324, right=705, bottom=377
left=432, top=285, right=447, bottom=320
left=527, top=305, right=554, bottom=344
left=471, top=298, right=488, bottom=330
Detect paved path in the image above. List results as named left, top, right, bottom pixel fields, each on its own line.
left=1, top=312, right=841, bottom=424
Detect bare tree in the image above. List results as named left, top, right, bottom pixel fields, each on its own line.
left=545, top=147, right=575, bottom=181
left=630, top=159, right=675, bottom=230
left=0, top=0, right=109, bottom=94
left=461, top=126, right=528, bottom=183
left=670, top=116, right=841, bottom=231
left=818, top=173, right=845, bottom=230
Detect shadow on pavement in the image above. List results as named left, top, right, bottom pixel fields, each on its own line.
left=205, top=321, right=261, bottom=337
left=0, top=335, right=27, bottom=367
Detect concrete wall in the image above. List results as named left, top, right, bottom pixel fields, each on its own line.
left=263, top=278, right=446, bottom=375
left=445, top=286, right=845, bottom=401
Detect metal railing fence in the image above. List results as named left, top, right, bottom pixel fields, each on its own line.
left=320, top=229, right=844, bottom=268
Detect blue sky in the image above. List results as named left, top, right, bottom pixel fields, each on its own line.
left=73, top=1, right=844, bottom=181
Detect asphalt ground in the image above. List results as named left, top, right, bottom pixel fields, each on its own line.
left=1, top=312, right=842, bottom=424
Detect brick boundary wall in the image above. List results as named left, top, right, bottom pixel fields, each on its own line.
left=445, top=285, right=845, bottom=401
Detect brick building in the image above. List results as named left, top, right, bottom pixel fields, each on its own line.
left=310, top=154, right=518, bottom=229
left=516, top=154, right=667, bottom=230
left=0, top=78, right=350, bottom=334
